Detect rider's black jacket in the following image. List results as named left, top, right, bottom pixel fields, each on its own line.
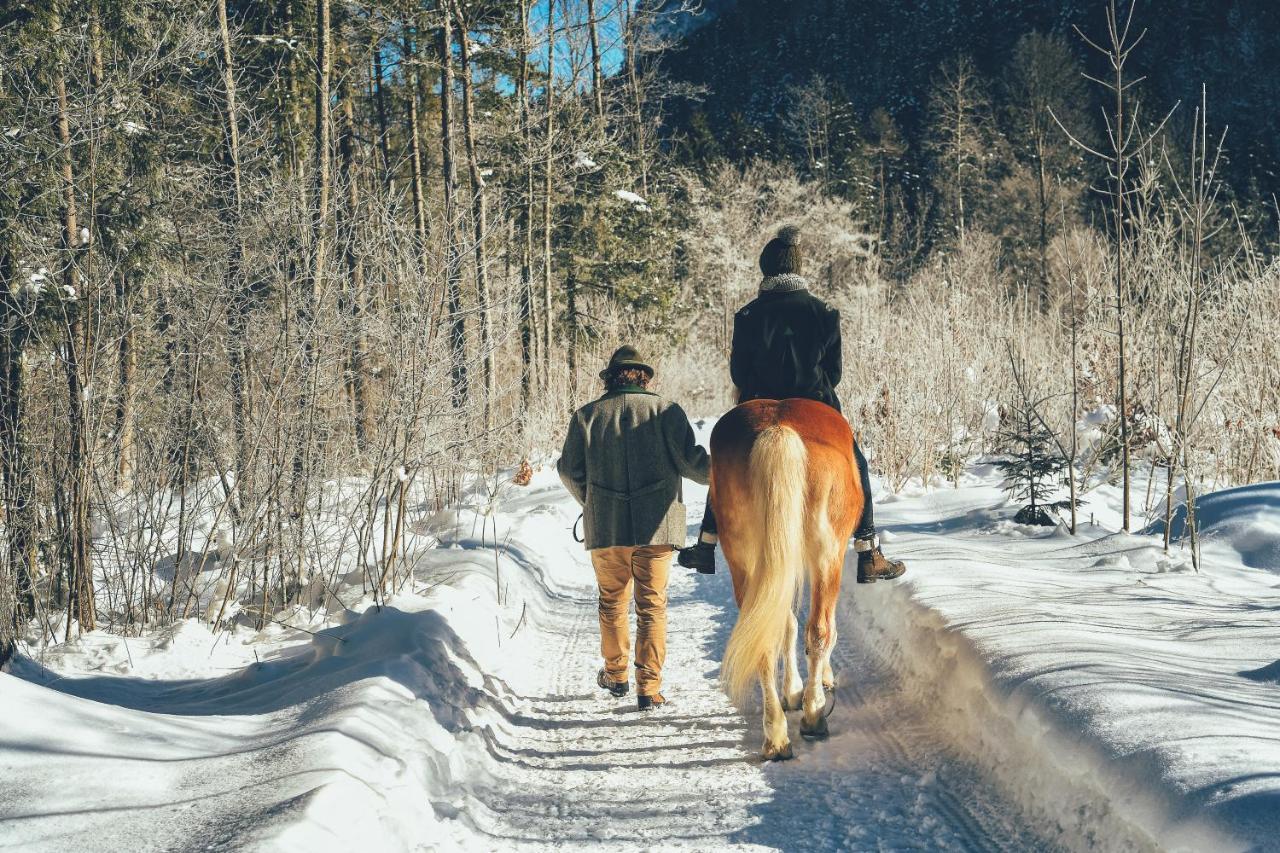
left=729, top=288, right=843, bottom=413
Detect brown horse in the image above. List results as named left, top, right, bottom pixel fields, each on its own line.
left=711, top=398, right=863, bottom=760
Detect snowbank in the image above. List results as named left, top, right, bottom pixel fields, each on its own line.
left=1143, top=481, right=1280, bottom=573
left=0, top=467, right=594, bottom=852
left=860, top=478, right=1280, bottom=852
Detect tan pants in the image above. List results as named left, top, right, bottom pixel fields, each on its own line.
left=590, top=545, right=674, bottom=697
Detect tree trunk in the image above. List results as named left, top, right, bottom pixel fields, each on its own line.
left=293, top=0, right=330, bottom=491
left=278, top=0, right=304, bottom=175
left=566, top=262, right=578, bottom=401
left=53, top=17, right=95, bottom=635
left=1113, top=39, right=1131, bottom=533
left=371, top=35, right=394, bottom=196
left=517, top=0, right=535, bottom=415
left=1035, top=133, right=1050, bottom=302
left=0, top=558, right=12, bottom=666
left=217, top=0, right=251, bottom=515
left=0, top=248, right=37, bottom=629
left=541, top=0, right=556, bottom=390
left=454, top=2, right=494, bottom=432
left=440, top=7, right=468, bottom=408
left=403, top=28, right=429, bottom=279
left=954, top=85, right=966, bottom=241
left=114, top=270, right=138, bottom=489
left=337, top=48, right=372, bottom=451
left=587, top=0, right=604, bottom=123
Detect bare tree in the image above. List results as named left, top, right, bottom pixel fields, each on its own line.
left=440, top=4, right=468, bottom=408
left=518, top=0, right=536, bottom=414
left=541, top=0, right=558, bottom=391
left=454, top=0, right=494, bottom=432
left=53, top=4, right=95, bottom=635
left=337, top=36, right=372, bottom=450
left=926, top=54, right=994, bottom=243
left=402, top=24, right=430, bottom=279
left=586, top=0, right=605, bottom=123
left=1054, top=0, right=1175, bottom=531
left=1163, top=87, right=1229, bottom=569
left=292, top=0, right=332, bottom=504
left=216, top=0, right=251, bottom=514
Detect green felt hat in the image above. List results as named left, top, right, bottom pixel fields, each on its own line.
left=600, top=344, right=654, bottom=379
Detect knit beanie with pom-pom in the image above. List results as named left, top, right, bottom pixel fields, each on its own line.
left=758, top=225, right=802, bottom=276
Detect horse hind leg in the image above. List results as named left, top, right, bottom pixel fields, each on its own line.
left=781, top=610, right=803, bottom=712
left=760, top=662, right=793, bottom=761
left=800, top=558, right=841, bottom=740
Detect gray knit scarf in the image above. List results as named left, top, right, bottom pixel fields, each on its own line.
left=759, top=273, right=809, bottom=294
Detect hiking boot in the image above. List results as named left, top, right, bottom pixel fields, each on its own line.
left=637, top=693, right=668, bottom=711
left=856, top=539, right=906, bottom=584
left=597, top=668, right=628, bottom=698
left=677, top=542, right=716, bottom=574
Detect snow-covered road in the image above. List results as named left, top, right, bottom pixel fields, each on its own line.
left=4, top=443, right=1278, bottom=850
left=2, top=469, right=1060, bottom=852
left=432, top=481, right=1060, bottom=850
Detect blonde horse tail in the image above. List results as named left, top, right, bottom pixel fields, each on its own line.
left=720, top=425, right=808, bottom=705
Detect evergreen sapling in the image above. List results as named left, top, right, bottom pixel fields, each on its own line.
left=997, top=401, right=1073, bottom=526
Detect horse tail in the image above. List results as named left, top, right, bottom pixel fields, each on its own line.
left=721, top=424, right=808, bottom=705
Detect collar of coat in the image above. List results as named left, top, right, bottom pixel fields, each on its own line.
left=758, top=273, right=809, bottom=294
left=603, top=386, right=657, bottom=397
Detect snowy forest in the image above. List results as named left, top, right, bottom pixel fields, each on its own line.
left=2, top=0, right=1280, bottom=848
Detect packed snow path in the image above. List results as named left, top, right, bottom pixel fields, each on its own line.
left=445, top=500, right=1060, bottom=850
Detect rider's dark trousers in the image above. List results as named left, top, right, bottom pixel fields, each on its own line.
left=699, top=439, right=876, bottom=543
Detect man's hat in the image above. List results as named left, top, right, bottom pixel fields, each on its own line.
left=600, top=344, right=654, bottom=379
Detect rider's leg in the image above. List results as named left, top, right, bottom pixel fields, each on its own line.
left=852, top=439, right=906, bottom=583
left=853, top=441, right=875, bottom=540
left=699, top=501, right=718, bottom=543
left=677, top=502, right=718, bottom=573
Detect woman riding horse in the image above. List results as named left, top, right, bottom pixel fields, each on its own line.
left=677, top=225, right=906, bottom=584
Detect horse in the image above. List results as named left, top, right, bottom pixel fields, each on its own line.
left=711, top=398, right=863, bottom=760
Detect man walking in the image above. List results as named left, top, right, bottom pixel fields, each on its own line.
left=558, top=345, right=710, bottom=710
left=677, top=225, right=906, bottom=584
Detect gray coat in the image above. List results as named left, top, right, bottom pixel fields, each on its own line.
left=557, top=389, right=710, bottom=550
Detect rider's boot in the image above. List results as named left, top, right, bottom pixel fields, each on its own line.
left=855, top=536, right=906, bottom=583
left=677, top=541, right=717, bottom=574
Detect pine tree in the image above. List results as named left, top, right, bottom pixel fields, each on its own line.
left=996, top=400, right=1072, bottom=526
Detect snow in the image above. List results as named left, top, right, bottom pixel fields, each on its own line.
left=858, top=470, right=1280, bottom=851
left=1143, top=481, right=1280, bottom=572
left=25, top=267, right=48, bottom=296
left=2, top=426, right=1278, bottom=850
left=613, top=189, right=650, bottom=211
left=571, top=151, right=598, bottom=171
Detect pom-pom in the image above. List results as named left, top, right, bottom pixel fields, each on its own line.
left=775, top=224, right=802, bottom=245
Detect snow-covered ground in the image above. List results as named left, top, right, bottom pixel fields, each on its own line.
left=3, top=424, right=1278, bottom=851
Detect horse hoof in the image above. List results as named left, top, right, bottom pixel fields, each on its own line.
left=800, top=716, right=829, bottom=741
left=781, top=692, right=803, bottom=712
left=763, top=741, right=794, bottom=761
